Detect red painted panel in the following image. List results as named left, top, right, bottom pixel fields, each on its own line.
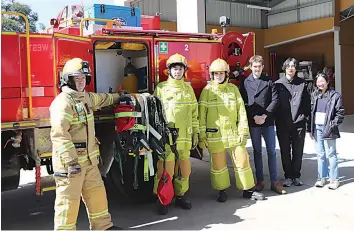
left=32, top=97, right=55, bottom=119
left=57, top=27, right=80, bottom=36
left=55, top=36, right=94, bottom=92
left=44, top=87, right=55, bottom=97
left=141, top=15, right=160, bottom=30
left=19, top=36, right=54, bottom=88
left=1, top=88, right=21, bottom=98
left=155, top=40, right=221, bottom=98
left=21, top=86, right=56, bottom=97
left=1, top=34, right=21, bottom=88
left=20, top=36, right=28, bottom=88
left=29, top=37, right=54, bottom=87
left=21, top=37, right=54, bottom=87
left=1, top=98, right=23, bottom=122
left=32, top=97, right=55, bottom=107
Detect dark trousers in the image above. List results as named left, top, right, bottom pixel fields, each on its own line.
left=276, top=123, right=306, bottom=179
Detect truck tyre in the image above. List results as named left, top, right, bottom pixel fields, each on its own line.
left=1, top=155, right=21, bottom=192
left=1, top=131, right=22, bottom=192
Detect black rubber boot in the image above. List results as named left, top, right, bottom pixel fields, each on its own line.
left=107, top=225, right=124, bottom=230
left=157, top=202, right=169, bottom=215
left=243, top=189, right=266, bottom=200
left=175, top=196, right=192, bottom=210
left=217, top=190, right=227, bottom=202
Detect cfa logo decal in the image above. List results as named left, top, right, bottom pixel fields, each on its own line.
left=112, top=17, right=127, bottom=26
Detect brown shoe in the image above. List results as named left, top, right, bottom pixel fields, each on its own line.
left=271, top=182, right=287, bottom=194
left=255, top=181, right=265, bottom=192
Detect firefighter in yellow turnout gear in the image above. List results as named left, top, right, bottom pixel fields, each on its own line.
left=153, top=53, right=199, bottom=215
left=50, top=58, right=123, bottom=230
left=198, top=58, right=265, bottom=202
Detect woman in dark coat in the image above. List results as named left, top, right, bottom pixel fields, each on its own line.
left=311, top=73, right=345, bottom=190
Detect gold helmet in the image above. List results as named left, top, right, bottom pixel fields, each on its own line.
left=166, top=53, right=188, bottom=69
left=209, top=58, right=230, bottom=73
left=61, top=58, right=91, bottom=89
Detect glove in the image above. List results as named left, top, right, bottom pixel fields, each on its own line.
left=192, top=133, right=199, bottom=148
left=238, top=135, right=248, bottom=147
left=68, top=164, right=81, bottom=175
left=199, top=139, right=208, bottom=150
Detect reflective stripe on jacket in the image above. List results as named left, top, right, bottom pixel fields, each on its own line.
left=50, top=86, right=120, bottom=173
left=153, top=77, right=199, bottom=151
left=199, top=81, right=249, bottom=149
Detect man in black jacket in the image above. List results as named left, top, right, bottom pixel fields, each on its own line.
left=241, top=55, right=286, bottom=195
left=275, top=57, right=311, bottom=187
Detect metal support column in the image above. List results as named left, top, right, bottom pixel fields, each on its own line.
left=176, top=0, right=206, bottom=33
left=334, top=27, right=342, bottom=95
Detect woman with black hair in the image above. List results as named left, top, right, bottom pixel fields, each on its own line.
left=311, top=73, right=345, bottom=190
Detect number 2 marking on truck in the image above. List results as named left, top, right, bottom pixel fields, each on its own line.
left=184, top=44, right=189, bottom=51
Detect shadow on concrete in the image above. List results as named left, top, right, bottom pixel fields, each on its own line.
left=338, top=115, right=354, bottom=133
left=105, top=157, right=257, bottom=230
left=246, top=146, right=354, bottom=199
left=1, top=184, right=55, bottom=230
left=1, top=143, right=353, bottom=230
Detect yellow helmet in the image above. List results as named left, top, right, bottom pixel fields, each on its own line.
left=209, top=58, right=230, bottom=73
left=166, top=53, right=188, bottom=69
left=61, top=58, right=91, bottom=89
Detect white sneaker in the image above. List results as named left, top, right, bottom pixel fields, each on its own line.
left=283, top=178, right=293, bottom=187
left=315, top=179, right=326, bottom=187
left=328, top=180, right=340, bottom=190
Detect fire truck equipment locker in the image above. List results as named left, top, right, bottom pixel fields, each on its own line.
left=93, top=40, right=149, bottom=94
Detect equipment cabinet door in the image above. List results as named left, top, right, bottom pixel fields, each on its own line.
left=53, top=33, right=94, bottom=94
left=153, top=39, right=221, bottom=98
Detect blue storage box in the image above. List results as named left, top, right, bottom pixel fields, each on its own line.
left=84, top=4, right=141, bottom=27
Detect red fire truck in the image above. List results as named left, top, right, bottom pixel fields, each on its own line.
left=1, top=6, right=255, bottom=202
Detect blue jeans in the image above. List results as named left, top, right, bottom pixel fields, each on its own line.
left=315, top=125, right=338, bottom=181
left=250, top=126, right=278, bottom=182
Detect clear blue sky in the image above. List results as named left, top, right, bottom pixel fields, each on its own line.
left=18, top=0, right=117, bottom=29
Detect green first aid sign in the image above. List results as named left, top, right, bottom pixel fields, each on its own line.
left=159, top=42, right=168, bottom=54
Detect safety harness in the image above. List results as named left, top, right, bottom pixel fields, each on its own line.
left=113, top=93, right=169, bottom=188
left=112, top=92, right=176, bottom=205
left=145, top=94, right=176, bottom=205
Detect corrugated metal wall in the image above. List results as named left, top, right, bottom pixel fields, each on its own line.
left=268, top=0, right=333, bottom=27
left=132, top=0, right=177, bottom=22
left=206, top=1, right=262, bottom=28
left=132, top=0, right=262, bottom=28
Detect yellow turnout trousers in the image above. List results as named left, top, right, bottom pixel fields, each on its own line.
left=210, top=146, right=255, bottom=191
left=153, top=146, right=191, bottom=197
left=54, top=164, right=113, bottom=230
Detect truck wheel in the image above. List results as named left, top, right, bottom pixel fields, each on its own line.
left=1, top=156, right=21, bottom=192
left=1, top=131, right=22, bottom=192
left=105, top=155, right=157, bottom=204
